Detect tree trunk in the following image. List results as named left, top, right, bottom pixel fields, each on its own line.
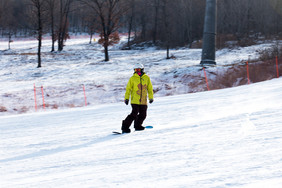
left=50, top=4, right=55, bottom=52
left=36, top=0, right=43, bottom=68
left=127, top=16, right=133, bottom=49
left=127, top=0, right=135, bottom=49
left=166, top=44, right=170, bottom=59
left=37, top=35, right=42, bottom=68
left=8, top=33, right=12, bottom=50
left=51, top=22, right=55, bottom=52
left=104, top=45, right=109, bottom=61
left=162, top=0, right=170, bottom=59
left=57, top=0, right=72, bottom=51
left=153, top=0, right=160, bottom=44
left=89, top=33, right=93, bottom=44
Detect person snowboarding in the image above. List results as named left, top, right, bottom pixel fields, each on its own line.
left=121, top=63, right=154, bottom=133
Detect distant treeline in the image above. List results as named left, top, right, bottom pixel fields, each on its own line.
left=0, top=0, right=282, bottom=48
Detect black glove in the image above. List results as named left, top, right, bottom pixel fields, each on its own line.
left=149, top=99, right=154, bottom=104
left=124, top=99, right=129, bottom=105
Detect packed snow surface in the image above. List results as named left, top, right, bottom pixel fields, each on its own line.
left=1, top=36, right=282, bottom=187
left=1, top=77, right=282, bottom=187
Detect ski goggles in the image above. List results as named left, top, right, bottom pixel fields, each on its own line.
left=134, top=68, right=142, bottom=72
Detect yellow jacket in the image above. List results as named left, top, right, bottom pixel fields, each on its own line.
left=125, top=73, right=154, bottom=105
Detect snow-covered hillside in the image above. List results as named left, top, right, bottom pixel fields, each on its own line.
left=1, top=77, right=282, bottom=187
left=0, top=36, right=277, bottom=115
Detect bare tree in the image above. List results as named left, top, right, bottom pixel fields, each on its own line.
left=80, top=0, right=125, bottom=61
left=46, top=0, right=57, bottom=52
left=152, top=0, right=160, bottom=44
left=125, top=0, right=135, bottom=49
left=0, top=0, right=15, bottom=49
left=57, top=0, right=74, bottom=51
left=160, top=0, right=171, bottom=58
left=127, top=0, right=205, bottom=48
left=80, top=3, right=98, bottom=44
left=29, top=0, right=46, bottom=68
left=0, top=0, right=281, bottom=51
left=136, top=0, right=150, bottom=41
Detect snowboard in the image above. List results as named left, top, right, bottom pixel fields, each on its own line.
left=112, top=126, right=153, bottom=135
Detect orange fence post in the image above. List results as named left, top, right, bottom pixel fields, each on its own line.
left=203, top=67, right=210, bottom=91
left=246, top=61, right=250, bottom=84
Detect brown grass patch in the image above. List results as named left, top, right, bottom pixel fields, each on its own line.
left=0, top=106, right=7, bottom=112
left=208, top=57, right=281, bottom=90
left=19, top=53, right=37, bottom=55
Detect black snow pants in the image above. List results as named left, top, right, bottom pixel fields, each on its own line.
left=122, top=104, right=148, bottom=131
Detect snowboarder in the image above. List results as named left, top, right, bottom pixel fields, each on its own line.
left=121, top=63, right=154, bottom=133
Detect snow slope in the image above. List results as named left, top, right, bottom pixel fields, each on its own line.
left=1, top=77, right=282, bottom=187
